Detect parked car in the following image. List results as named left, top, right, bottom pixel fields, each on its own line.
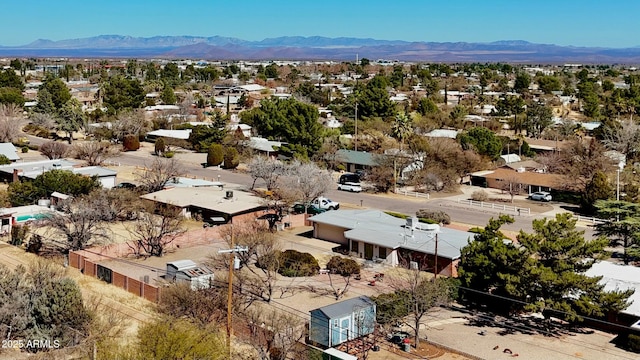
left=529, top=191, right=552, bottom=202
left=338, top=182, right=363, bottom=192
left=292, top=203, right=326, bottom=215
left=115, top=182, right=137, bottom=190
left=312, top=196, right=340, bottom=210
left=339, top=173, right=361, bottom=185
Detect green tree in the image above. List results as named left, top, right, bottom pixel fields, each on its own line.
left=525, top=102, right=553, bottom=138
left=31, top=169, right=101, bottom=199
left=0, top=87, right=25, bottom=105
left=496, top=95, right=526, bottom=134
left=458, top=215, right=527, bottom=310
left=595, top=200, right=640, bottom=264
left=154, top=137, right=166, bottom=155
left=514, top=72, right=531, bottom=93
left=101, top=75, right=145, bottom=114
left=184, top=121, right=227, bottom=152
left=207, top=143, right=224, bottom=166
left=582, top=171, right=613, bottom=214
left=222, top=147, right=239, bottom=169
left=160, top=84, right=177, bottom=105
left=458, top=127, right=503, bottom=160
left=144, top=62, right=158, bottom=81
left=34, top=88, right=56, bottom=115
left=517, top=214, right=631, bottom=321
left=39, top=74, right=71, bottom=110
left=536, top=75, right=562, bottom=94
left=416, top=98, right=438, bottom=116
left=160, top=62, right=181, bottom=87
left=0, top=154, right=10, bottom=165
left=57, top=100, right=85, bottom=143
left=0, top=68, right=24, bottom=90
left=241, top=97, right=324, bottom=158
left=356, top=76, right=396, bottom=118
left=391, top=112, right=412, bottom=150
left=264, top=63, right=279, bottom=79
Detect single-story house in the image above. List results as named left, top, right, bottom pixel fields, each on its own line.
left=585, top=261, right=640, bottom=330
left=309, top=296, right=376, bottom=348
left=469, top=167, right=564, bottom=194
left=425, top=129, right=459, bottom=139
left=308, top=210, right=475, bottom=277
left=245, top=137, right=286, bottom=158
left=140, top=185, right=266, bottom=223
left=0, top=160, right=117, bottom=189
left=333, top=150, right=377, bottom=173
left=0, top=143, right=20, bottom=162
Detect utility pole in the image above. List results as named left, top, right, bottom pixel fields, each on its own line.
left=355, top=101, right=358, bottom=152
left=433, top=232, right=438, bottom=280
left=218, top=223, right=248, bottom=359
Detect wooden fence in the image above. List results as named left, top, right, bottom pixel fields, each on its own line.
left=394, top=188, right=430, bottom=199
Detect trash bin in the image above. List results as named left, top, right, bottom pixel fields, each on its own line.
left=403, top=343, right=411, bottom=352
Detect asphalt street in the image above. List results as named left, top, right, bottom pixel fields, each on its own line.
left=114, top=149, right=596, bottom=239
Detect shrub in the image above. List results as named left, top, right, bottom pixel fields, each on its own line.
left=123, top=134, right=140, bottom=151
left=163, top=151, right=174, bottom=158
left=326, top=256, right=361, bottom=276
left=415, top=209, right=451, bottom=224
left=21, top=146, right=28, bottom=153
left=0, top=154, right=10, bottom=165
left=10, top=224, right=29, bottom=246
left=207, top=144, right=224, bottom=166
left=627, top=334, right=640, bottom=352
left=222, top=147, right=239, bottom=169
left=154, top=138, right=166, bottom=155
left=278, top=249, right=319, bottom=277
left=471, top=190, right=489, bottom=202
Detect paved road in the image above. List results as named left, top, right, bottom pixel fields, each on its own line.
left=115, top=149, right=596, bottom=239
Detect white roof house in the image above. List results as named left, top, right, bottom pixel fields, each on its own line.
left=585, top=261, right=640, bottom=326
left=0, top=143, right=20, bottom=161
left=425, top=129, right=459, bottom=139
left=146, top=129, right=192, bottom=140
left=238, top=84, right=267, bottom=92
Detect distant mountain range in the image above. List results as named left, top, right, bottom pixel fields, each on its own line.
left=2, top=35, right=640, bottom=63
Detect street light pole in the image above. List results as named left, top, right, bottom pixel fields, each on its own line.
left=617, top=168, right=621, bottom=202
left=354, top=101, right=358, bottom=152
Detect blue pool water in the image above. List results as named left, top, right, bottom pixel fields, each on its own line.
left=16, top=213, right=51, bottom=222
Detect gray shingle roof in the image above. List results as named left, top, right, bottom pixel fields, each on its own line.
left=334, top=150, right=378, bottom=167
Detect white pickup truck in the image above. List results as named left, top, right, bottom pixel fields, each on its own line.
left=338, top=182, right=363, bottom=193
left=312, top=196, right=340, bottom=210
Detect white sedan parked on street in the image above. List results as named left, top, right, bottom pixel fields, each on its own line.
left=337, top=182, right=363, bottom=193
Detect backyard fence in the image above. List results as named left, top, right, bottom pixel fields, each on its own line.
left=394, top=188, right=430, bottom=199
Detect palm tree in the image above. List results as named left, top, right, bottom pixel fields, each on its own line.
left=391, top=112, right=413, bottom=151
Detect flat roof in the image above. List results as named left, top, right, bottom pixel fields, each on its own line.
left=140, top=185, right=264, bottom=215
left=585, top=261, right=639, bottom=317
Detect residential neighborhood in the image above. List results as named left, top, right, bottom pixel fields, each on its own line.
left=2, top=36, right=640, bottom=360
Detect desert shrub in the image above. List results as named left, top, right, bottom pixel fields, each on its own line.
left=163, top=151, right=174, bottom=158
left=0, top=154, right=10, bottom=165
left=10, top=224, right=29, bottom=246
left=326, top=256, right=361, bottom=276
left=154, top=137, right=165, bottom=155
left=278, top=249, right=319, bottom=277
left=21, top=146, right=28, bottom=153
left=23, top=123, right=51, bottom=138
left=415, top=209, right=451, bottom=224
left=122, top=134, right=140, bottom=151
left=471, top=190, right=489, bottom=202
left=207, top=144, right=224, bottom=166
left=222, top=147, right=239, bottom=169
left=26, top=234, right=43, bottom=254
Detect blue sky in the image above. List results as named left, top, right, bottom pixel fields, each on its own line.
left=1, top=0, right=637, bottom=48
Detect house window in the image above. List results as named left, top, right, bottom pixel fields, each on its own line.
left=333, top=319, right=339, bottom=328
left=359, top=310, right=365, bottom=321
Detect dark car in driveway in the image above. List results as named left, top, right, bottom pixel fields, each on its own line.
left=292, top=203, right=326, bottom=215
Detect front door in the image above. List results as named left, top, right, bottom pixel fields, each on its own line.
left=364, top=243, right=373, bottom=260
left=340, top=317, right=350, bottom=343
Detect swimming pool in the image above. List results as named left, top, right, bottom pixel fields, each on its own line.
left=15, top=213, right=51, bottom=222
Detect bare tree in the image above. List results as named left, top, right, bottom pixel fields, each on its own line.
left=248, top=156, right=286, bottom=190
left=135, top=157, right=184, bottom=193
left=208, top=221, right=284, bottom=303
left=241, top=307, right=306, bottom=360
left=0, top=103, right=22, bottom=142
left=277, top=161, right=333, bottom=208
left=326, top=256, right=361, bottom=300
left=127, top=203, right=185, bottom=257
left=112, top=109, right=149, bottom=141
left=601, top=119, right=640, bottom=160
left=501, top=174, right=524, bottom=203
left=39, top=141, right=69, bottom=159
left=395, top=270, right=456, bottom=348
left=44, top=194, right=111, bottom=251
left=29, top=112, right=57, bottom=130
left=70, top=140, right=120, bottom=166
